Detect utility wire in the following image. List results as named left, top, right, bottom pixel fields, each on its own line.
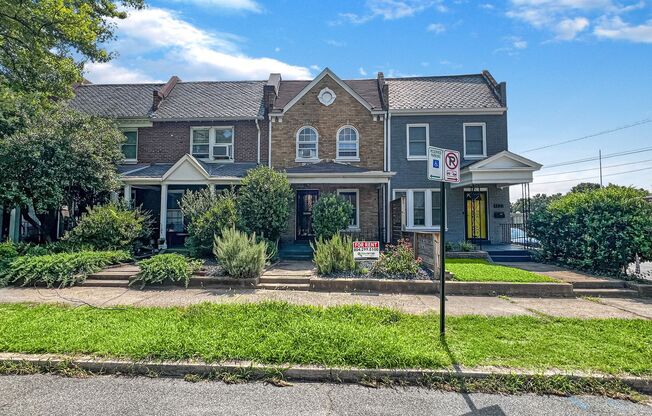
left=535, top=157, right=652, bottom=177
left=533, top=164, right=652, bottom=185
left=541, top=146, right=652, bottom=169
left=520, top=118, right=652, bottom=153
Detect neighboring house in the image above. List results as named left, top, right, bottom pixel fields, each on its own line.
left=1, top=68, right=541, bottom=249
left=386, top=71, right=541, bottom=244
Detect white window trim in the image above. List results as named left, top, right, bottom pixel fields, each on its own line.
left=335, top=125, right=360, bottom=162
left=406, top=123, right=429, bottom=160
left=189, top=126, right=235, bottom=163
left=295, top=126, right=320, bottom=162
left=337, top=188, right=360, bottom=230
left=393, top=188, right=447, bottom=231
left=121, top=128, right=138, bottom=164
left=166, top=189, right=185, bottom=232
left=463, top=122, right=487, bottom=159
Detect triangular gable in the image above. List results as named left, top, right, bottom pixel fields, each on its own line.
left=281, top=68, right=373, bottom=113
left=466, top=151, right=542, bottom=171
left=162, top=154, right=210, bottom=181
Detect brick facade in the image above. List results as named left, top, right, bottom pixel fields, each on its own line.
left=270, top=75, right=384, bottom=170
left=135, top=119, right=266, bottom=164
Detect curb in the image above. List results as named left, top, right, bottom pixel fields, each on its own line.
left=1, top=353, right=650, bottom=394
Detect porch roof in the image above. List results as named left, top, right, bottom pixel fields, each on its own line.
left=284, top=161, right=394, bottom=184
left=452, top=151, right=542, bottom=189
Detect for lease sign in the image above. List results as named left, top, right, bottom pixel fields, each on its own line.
left=352, top=241, right=380, bottom=260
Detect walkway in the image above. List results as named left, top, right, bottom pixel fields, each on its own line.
left=1, top=286, right=650, bottom=319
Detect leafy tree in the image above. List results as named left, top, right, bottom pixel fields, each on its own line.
left=179, top=187, right=223, bottom=225
left=311, top=193, right=354, bottom=239
left=529, top=185, right=652, bottom=275
left=237, top=166, right=293, bottom=241
left=0, top=107, right=125, bottom=240
left=570, top=182, right=601, bottom=193
left=511, top=193, right=562, bottom=215
left=185, top=194, right=237, bottom=258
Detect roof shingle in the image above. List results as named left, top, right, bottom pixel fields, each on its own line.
left=69, top=83, right=162, bottom=118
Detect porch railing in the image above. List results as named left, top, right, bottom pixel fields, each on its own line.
left=498, top=222, right=536, bottom=250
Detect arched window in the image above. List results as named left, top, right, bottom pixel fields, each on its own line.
left=337, top=126, right=359, bottom=160
left=296, top=126, right=318, bottom=160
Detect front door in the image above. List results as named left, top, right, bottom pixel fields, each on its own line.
left=296, top=190, right=319, bottom=240
left=465, top=191, right=488, bottom=241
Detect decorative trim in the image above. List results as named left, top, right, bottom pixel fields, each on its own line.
left=318, top=87, right=336, bottom=106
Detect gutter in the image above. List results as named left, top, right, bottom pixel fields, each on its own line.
left=255, top=119, right=261, bottom=165
left=268, top=119, right=272, bottom=168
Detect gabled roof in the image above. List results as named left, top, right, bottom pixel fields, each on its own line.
left=69, top=83, right=163, bottom=118
left=284, top=161, right=372, bottom=174
left=387, top=74, right=503, bottom=111
left=272, top=68, right=383, bottom=113
left=121, top=156, right=257, bottom=180
left=465, top=151, right=542, bottom=171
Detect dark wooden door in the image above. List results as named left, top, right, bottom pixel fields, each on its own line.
left=296, top=190, right=319, bottom=240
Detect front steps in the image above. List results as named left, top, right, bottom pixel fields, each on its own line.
left=257, top=261, right=313, bottom=290
left=278, top=242, right=314, bottom=261
left=572, top=279, right=640, bottom=298
left=82, top=265, right=138, bottom=288
left=487, top=249, right=532, bottom=262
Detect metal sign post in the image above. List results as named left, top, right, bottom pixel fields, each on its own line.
left=428, top=146, right=460, bottom=336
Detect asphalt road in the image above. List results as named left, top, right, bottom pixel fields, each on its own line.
left=0, top=375, right=650, bottom=416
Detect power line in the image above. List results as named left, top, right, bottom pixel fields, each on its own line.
left=535, top=157, right=652, bottom=177
left=541, top=146, right=652, bottom=169
left=533, top=164, right=652, bottom=185
left=520, top=118, right=652, bottom=153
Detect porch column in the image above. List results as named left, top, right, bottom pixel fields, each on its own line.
left=159, top=184, right=168, bottom=249
left=208, top=183, right=216, bottom=195
left=8, top=207, right=20, bottom=243
left=123, top=184, right=132, bottom=205
left=110, top=191, right=119, bottom=203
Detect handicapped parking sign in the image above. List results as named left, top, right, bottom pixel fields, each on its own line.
left=428, top=146, right=460, bottom=183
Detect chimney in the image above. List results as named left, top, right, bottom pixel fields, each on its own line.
left=377, top=72, right=389, bottom=110
left=498, top=81, right=507, bottom=106
left=152, top=75, right=180, bottom=111
left=481, top=70, right=506, bottom=107
left=264, top=73, right=281, bottom=115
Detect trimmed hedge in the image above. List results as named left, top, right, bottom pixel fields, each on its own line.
left=1, top=250, right=131, bottom=288
left=131, top=254, right=202, bottom=288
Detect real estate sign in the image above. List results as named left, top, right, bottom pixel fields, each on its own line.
left=352, top=241, right=380, bottom=260
left=428, top=146, right=460, bottom=183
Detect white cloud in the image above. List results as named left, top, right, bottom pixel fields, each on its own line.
left=170, top=0, right=262, bottom=12
left=310, top=64, right=321, bottom=71
left=427, top=23, right=446, bottom=33
left=334, top=0, right=446, bottom=24
left=325, top=39, right=347, bottom=47
left=84, top=8, right=311, bottom=83
left=84, top=61, right=162, bottom=84
left=554, top=16, right=590, bottom=39
left=274, top=47, right=281, bottom=52
left=480, top=3, right=495, bottom=9
left=359, top=67, right=368, bottom=76
left=595, top=16, right=652, bottom=43
left=494, top=36, right=528, bottom=54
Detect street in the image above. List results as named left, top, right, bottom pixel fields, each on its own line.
left=0, top=375, right=649, bottom=416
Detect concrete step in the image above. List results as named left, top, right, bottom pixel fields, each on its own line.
left=82, top=279, right=131, bottom=288
left=88, top=272, right=135, bottom=280
left=574, top=288, right=639, bottom=298
left=571, top=280, right=626, bottom=289
left=259, top=276, right=311, bottom=284
left=256, top=283, right=310, bottom=291
left=487, top=250, right=531, bottom=256
left=279, top=255, right=313, bottom=261
left=489, top=255, right=532, bottom=262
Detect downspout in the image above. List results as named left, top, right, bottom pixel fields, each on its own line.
left=386, top=111, right=392, bottom=243
left=255, top=119, right=261, bottom=165
left=268, top=119, right=272, bottom=168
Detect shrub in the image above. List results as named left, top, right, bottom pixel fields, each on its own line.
left=185, top=193, right=237, bottom=258
left=1, top=250, right=131, bottom=288
left=457, top=241, right=475, bottom=252
left=530, top=185, right=652, bottom=275
left=311, top=234, right=356, bottom=275
left=213, top=228, right=267, bottom=279
left=371, top=239, right=421, bottom=277
left=179, top=187, right=223, bottom=224
left=311, top=194, right=354, bottom=239
left=237, top=166, right=293, bottom=241
left=131, top=254, right=202, bottom=288
left=0, top=242, right=18, bottom=262
left=63, top=202, right=152, bottom=252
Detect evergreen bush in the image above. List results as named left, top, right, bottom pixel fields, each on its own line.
left=131, top=254, right=202, bottom=288
left=311, top=194, right=354, bottom=239
left=185, top=192, right=237, bottom=258
left=311, top=234, right=356, bottom=275
left=213, top=228, right=267, bottom=279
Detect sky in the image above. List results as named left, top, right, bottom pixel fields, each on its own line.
left=85, top=0, right=652, bottom=201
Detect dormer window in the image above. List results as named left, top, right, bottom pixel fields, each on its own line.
left=191, top=126, right=234, bottom=162
left=336, top=126, right=359, bottom=161
left=296, top=126, right=318, bottom=161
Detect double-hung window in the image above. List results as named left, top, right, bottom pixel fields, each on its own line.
left=337, top=189, right=359, bottom=229
left=336, top=126, right=359, bottom=160
left=296, top=126, right=318, bottom=160
left=121, top=129, right=138, bottom=162
left=407, top=124, right=428, bottom=160
left=463, top=123, right=486, bottom=158
left=395, top=189, right=445, bottom=229
left=191, top=127, right=234, bottom=161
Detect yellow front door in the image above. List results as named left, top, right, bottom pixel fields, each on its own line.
left=465, top=191, right=487, bottom=240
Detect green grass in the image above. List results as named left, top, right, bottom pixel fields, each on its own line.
left=0, top=302, right=650, bottom=376
left=446, top=259, right=559, bottom=283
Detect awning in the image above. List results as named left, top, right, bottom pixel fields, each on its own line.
left=452, top=151, right=542, bottom=189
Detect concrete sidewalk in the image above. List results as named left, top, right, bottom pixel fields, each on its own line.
left=1, top=286, right=650, bottom=319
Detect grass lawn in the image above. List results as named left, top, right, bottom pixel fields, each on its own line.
left=446, top=259, right=559, bottom=283
left=0, top=302, right=650, bottom=376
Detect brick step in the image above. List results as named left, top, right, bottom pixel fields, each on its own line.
left=574, top=288, right=639, bottom=298
left=571, top=280, right=626, bottom=289
left=82, top=279, right=131, bottom=288
left=88, top=272, right=136, bottom=280
left=259, top=276, right=311, bottom=284
left=256, top=283, right=310, bottom=291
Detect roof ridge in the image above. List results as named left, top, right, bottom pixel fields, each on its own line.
left=385, top=73, right=485, bottom=81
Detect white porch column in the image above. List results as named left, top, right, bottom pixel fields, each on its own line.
left=8, top=208, right=20, bottom=243
left=123, top=184, right=132, bottom=205
left=208, top=183, right=216, bottom=195
left=110, top=191, right=119, bottom=203
left=159, top=184, right=168, bottom=249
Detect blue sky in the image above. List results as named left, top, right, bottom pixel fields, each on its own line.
left=86, top=0, right=652, bottom=199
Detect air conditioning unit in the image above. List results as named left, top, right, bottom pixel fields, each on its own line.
left=213, top=144, right=232, bottom=160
